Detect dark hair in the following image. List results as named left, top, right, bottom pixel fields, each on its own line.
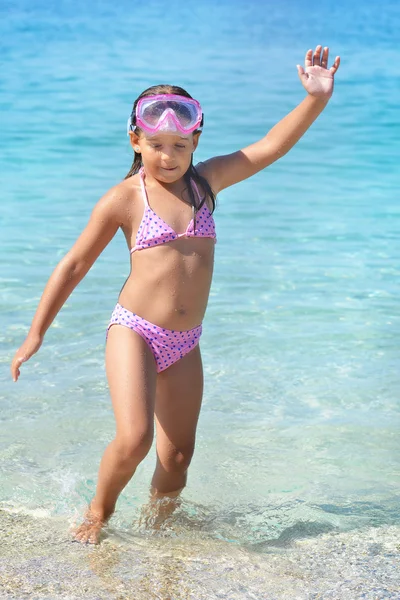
left=124, top=84, right=217, bottom=216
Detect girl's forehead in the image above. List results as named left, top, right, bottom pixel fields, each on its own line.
left=143, top=132, right=191, bottom=142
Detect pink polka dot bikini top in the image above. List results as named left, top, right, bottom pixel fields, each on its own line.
left=130, top=167, right=217, bottom=254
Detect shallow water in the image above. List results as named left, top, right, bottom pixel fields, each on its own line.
left=1, top=508, right=400, bottom=599
left=1, top=0, right=400, bottom=597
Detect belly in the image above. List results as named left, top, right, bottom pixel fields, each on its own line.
left=118, top=238, right=215, bottom=330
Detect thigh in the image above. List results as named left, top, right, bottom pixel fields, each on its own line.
left=106, top=324, right=157, bottom=440
left=154, top=344, right=204, bottom=453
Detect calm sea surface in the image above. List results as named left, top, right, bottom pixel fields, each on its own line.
left=1, top=0, right=400, bottom=597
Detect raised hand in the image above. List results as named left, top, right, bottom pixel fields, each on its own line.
left=297, top=45, right=340, bottom=99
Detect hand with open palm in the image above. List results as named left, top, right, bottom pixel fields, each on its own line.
left=297, top=45, right=340, bottom=99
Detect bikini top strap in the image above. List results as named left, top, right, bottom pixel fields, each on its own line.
left=190, top=178, right=202, bottom=207
left=139, top=167, right=149, bottom=207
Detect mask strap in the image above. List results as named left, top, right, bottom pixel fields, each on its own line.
left=127, top=114, right=137, bottom=136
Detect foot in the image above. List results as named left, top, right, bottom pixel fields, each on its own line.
left=138, top=490, right=183, bottom=531
left=71, top=501, right=113, bottom=545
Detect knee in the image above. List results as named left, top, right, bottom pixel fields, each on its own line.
left=115, top=429, right=154, bottom=462
left=160, top=443, right=195, bottom=474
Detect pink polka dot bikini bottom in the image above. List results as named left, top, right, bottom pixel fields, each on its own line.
left=106, top=302, right=202, bottom=373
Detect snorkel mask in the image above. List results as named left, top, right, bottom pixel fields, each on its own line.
left=127, top=94, right=204, bottom=137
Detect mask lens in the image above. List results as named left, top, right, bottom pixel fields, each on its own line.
left=166, top=101, right=194, bottom=126
left=138, top=95, right=201, bottom=132
left=142, top=101, right=168, bottom=125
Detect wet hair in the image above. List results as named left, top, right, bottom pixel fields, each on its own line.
left=124, top=84, right=216, bottom=217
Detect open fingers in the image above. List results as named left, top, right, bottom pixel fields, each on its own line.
left=329, top=55, right=341, bottom=74
left=305, top=45, right=323, bottom=68
left=305, top=46, right=340, bottom=74
left=320, top=47, right=329, bottom=68
left=313, top=45, right=323, bottom=66
left=305, top=48, right=313, bottom=68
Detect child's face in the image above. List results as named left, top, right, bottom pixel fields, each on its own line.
left=129, top=131, right=201, bottom=181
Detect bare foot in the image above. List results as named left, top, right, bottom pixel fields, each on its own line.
left=138, top=493, right=182, bottom=531
left=71, top=502, right=113, bottom=545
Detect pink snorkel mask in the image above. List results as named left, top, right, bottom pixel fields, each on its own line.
left=127, top=94, right=204, bottom=137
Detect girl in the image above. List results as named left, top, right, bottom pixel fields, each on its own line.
left=10, top=46, right=340, bottom=544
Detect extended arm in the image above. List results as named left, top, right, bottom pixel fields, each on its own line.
left=199, top=45, right=340, bottom=193
left=10, top=186, right=123, bottom=381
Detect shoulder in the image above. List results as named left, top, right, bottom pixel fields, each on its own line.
left=195, top=160, right=220, bottom=196
left=92, top=174, right=141, bottom=226
left=194, top=162, right=217, bottom=211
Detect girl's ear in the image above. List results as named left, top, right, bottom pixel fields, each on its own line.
left=129, top=131, right=141, bottom=152
left=192, top=131, right=202, bottom=151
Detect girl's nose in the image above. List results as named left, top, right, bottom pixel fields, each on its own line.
left=160, top=149, right=175, bottom=161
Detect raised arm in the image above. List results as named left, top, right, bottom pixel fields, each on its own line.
left=10, top=185, right=124, bottom=382
left=198, top=45, right=341, bottom=194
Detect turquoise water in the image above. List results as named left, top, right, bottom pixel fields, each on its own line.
left=1, top=0, right=400, bottom=597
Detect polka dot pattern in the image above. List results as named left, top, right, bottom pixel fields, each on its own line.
left=130, top=167, right=217, bottom=254
left=105, top=303, right=202, bottom=373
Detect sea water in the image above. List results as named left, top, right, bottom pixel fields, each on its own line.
left=1, top=0, right=399, bottom=597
